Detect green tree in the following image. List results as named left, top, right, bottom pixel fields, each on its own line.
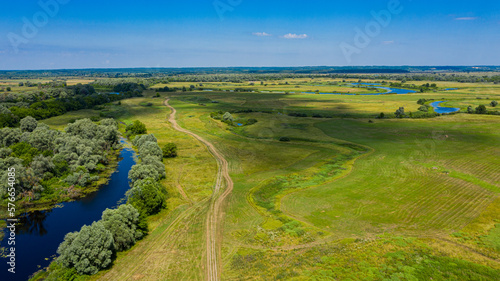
left=20, top=116, right=38, bottom=132
left=395, top=107, right=405, bottom=118
left=418, top=105, right=429, bottom=112
left=467, top=106, right=474, bottom=113
left=162, top=143, right=178, bottom=158
left=491, top=100, right=498, bottom=107
left=126, top=178, right=166, bottom=216
left=133, top=134, right=157, bottom=148
left=57, top=221, right=115, bottom=275
left=140, top=155, right=166, bottom=179
left=475, top=105, right=487, bottom=114
left=10, top=142, right=40, bottom=165
left=417, top=99, right=427, bottom=105
left=222, top=112, right=234, bottom=122
left=128, top=164, right=160, bottom=186
left=28, top=124, right=60, bottom=151
left=101, top=204, right=143, bottom=252
left=126, top=120, right=147, bottom=136
left=138, top=141, right=163, bottom=161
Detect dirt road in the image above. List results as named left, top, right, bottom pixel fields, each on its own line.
left=165, top=99, right=233, bottom=281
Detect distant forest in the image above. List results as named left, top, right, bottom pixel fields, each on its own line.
left=1, top=66, right=500, bottom=79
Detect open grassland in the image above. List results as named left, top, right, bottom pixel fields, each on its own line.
left=164, top=89, right=500, bottom=279
left=33, top=78, right=500, bottom=279
left=142, top=89, right=497, bottom=279
left=283, top=115, right=500, bottom=237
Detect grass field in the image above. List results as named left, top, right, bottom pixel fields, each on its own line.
left=23, top=78, right=500, bottom=279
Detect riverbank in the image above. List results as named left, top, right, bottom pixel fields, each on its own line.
left=0, top=142, right=136, bottom=281
left=0, top=146, right=122, bottom=219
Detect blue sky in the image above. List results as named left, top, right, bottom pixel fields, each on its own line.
left=0, top=0, right=499, bottom=70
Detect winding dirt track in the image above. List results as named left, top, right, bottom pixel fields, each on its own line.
left=165, top=99, right=233, bottom=281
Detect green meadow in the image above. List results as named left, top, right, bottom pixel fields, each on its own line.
left=17, top=77, right=500, bottom=280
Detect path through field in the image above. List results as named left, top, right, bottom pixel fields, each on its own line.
left=165, top=99, right=233, bottom=281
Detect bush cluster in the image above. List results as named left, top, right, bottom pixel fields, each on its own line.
left=0, top=118, right=120, bottom=199
left=128, top=134, right=168, bottom=216
left=57, top=204, right=145, bottom=275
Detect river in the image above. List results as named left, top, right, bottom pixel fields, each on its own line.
left=430, top=101, right=461, bottom=114
left=303, top=83, right=417, bottom=95
left=0, top=140, right=136, bottom=281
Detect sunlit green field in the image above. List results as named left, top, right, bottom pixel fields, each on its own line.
left=156, top=88, right=500, bottom=279
left=33, top=79, right=500, bottom=279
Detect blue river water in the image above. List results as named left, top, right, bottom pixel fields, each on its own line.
left=303, top=83, right=417, bottom=95
left=430, top=101, right=460, bottom=114
left=0, top=142, right=136, bottom=281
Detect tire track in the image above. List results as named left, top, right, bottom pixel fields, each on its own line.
left=165, top=99, right=233, bottom=281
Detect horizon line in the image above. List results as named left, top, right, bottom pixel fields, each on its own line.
left=1, top=65, right=499, bottom=72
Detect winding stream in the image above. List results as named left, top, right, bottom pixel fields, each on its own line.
left=303, top=83, right=417, bottom=95
left=0, top=140, right=136, bottom=281
left=430, top=101, right=461, bottom=114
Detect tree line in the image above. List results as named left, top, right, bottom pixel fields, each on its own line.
left=0, top=118, right=121, bottom=202
left=0, top=83, right=144, bottom=128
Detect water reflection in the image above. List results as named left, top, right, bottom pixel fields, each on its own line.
left=16, top=210, right=52, bottom=236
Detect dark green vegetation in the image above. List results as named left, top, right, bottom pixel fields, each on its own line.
left=0, top=83, right=144, bottom=128
left=0, top=118, right=120, bottom=209
left=162, top=142, right=178, bottom=158
left=125, top=120, right=147, bottom=137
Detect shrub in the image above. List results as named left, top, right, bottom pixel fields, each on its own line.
left=133, top=134, right=157, bottom=148
left=126, top=178, right=166, bottom=216
left=57, top=221, right=115, bottom=275
left=245, top=118, right=258, bottom=125
left=210, top=111, right=223, bottom=120
left=222, top=112, right=234, bottom=122
left=288, top=112, right=307, bottom=117
left=138, top=141, right=163, bottom=161
left=126, top=120, right=147, bottom=136
left=162, top=143, right=178, bottom=158
left=279, top=137, right=291, bottom=142
left=140, top=155, right=166, bottom=178
left=491, top=100, right=498, bottom=107
left=475, top=105, right=487, bottom=114
left=20, top=116, right=38, bottom=132
left=395, top=107, right=405, bottom=118
left=128, top=164, right=160, bottom=186
left=418, top=105, right=429, bottom=112
left=101, top=204, right=143, bottom=251
left=417, top=98, right=428, bottom=105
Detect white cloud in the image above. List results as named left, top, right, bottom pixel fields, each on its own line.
left=282, top=33, right=308, bottom=39
left=455, top=17, right=478, bottom=21
left=253, top=32, right=272, bottom=37
left=382, top=41, right=395, bottom=45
